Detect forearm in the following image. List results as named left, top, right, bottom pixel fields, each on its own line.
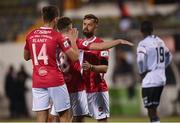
left=89, top=39, right=132, bottom=51
left=71, top=40, right=79, bottom=53
left=91, top=65, right=108, bottom=73
left=140, top=70, right=151, bottom=80
left=24, top=50, right=31, bottom=61
left=165, top=52, right=172, bottom=67
left=66, top=48, right=79, bottom=63
left=89, top=40, right=120, bottom=50
left=137, top=53, right=147, bottom=74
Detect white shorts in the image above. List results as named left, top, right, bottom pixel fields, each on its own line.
left=87, top=91, right=110, bottom=120
left=32, top=84, right=70, bottom=113
left=50, top=90, right=89, bottom=116
left=70, top=90, right=89, bottom=116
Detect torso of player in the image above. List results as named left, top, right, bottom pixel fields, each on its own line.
left=138, top=35, right=167, bottom=88
left=25, top=27, right=70, bottom=88
left=57, top=49, right=85, bottom=93
left=82, top=36, right=108, bottom=93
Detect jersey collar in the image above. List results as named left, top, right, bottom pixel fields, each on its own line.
left=40, top=26, right=53, bottom=29
left=85, top=36, right=96, bottom=43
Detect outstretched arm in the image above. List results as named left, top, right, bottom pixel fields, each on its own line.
left=89, top=39, right=133, bottom=50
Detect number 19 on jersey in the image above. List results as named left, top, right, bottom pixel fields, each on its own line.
left=156, top=47, right=164, bottom=64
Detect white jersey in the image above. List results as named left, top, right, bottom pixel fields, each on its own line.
left=137, top=35, right=172, bottom=88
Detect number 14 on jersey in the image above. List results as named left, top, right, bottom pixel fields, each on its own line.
left=32, top=43, right=48, bottom=65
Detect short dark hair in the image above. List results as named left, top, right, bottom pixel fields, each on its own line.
left=83, top=14, right=99, bottom=24
left=42, top=5, right=59, bottom=22
left=57, top=17, right=72, bottom=31
left=140, top=20, right=153, bottom=34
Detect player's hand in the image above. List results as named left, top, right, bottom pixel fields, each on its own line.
left=68, top=28, right=78, bottom=43
left=82, top=61, right=91, bottom=71
left=117, top=39, right=134, bottom=46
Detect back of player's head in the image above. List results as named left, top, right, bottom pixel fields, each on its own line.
left=140, top=20, right=153, bottom=35
left=42, top=5, right=59, bottom=22
left=57, top=17, right=72, bottom=32
left=83, top=14, right=99, bottom=24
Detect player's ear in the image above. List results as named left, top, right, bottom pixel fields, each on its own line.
left=95, top=23, right=98, bottom=27
left=95, top=23, right=98, bottom=30
left=54, top=17, right=59, bottom=23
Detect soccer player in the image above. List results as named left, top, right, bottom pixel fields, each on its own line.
left=50, top=16, right=133, bottom=122
left=137, top=20, right=172, bottom=123
left=23, top=6, right=79, bottom=122
left=81, top=14, right=133, bottom=122
left=81, top=14, right=109, bottom=122
left=50, top=17, right=88, bottom=122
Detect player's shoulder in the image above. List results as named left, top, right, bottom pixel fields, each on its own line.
left=138, top=36, right=155, bottom=46
left=50, top=29, right=61, bottom=37
left=53, top=30, right=67, bottom=41
left=26, top=29, right=37, bottom=37
left=95, top=37, right=104, bottom=42
left=156, top=36, right=165, bottom=44
left=137, top=39, right=147, bottom=47
left=76, top=38, right=83, bottom=43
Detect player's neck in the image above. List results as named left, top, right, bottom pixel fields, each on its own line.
left=143, top=33, right=152, bottom=38
left=43, top=22, right=54, bottom=29
left=85, top=35, right=95, bottom=40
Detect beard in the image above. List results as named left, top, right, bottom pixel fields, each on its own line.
left=83, top=31, right=94, bottom=38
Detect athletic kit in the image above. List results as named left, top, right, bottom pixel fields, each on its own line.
left=51, top=38, right=95, bottom=116
left=137, top=35, right=172, bottom=108
left=82, top=36, right=110, bottom=119
left=24, top=26, right=71, bottom=112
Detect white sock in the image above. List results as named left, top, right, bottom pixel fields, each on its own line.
left=152, top=121, right=160, bottom=123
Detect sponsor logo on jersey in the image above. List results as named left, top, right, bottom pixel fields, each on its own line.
left=38, top=67, right=48, bottom=76
left=34, top=30, right=51, bottom=34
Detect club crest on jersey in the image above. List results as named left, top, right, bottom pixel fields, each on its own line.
left=63, top=40, right=69, bottom=48
left=100, top=51, right=109, bottom=57
left=82, top=41, right=89, bottom=46
left=38, top=67, right=48, bottom=76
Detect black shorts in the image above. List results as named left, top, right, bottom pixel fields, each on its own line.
left=142, top=86, right=164, bottom=108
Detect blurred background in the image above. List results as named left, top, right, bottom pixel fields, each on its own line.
left=0, top=0, right=180, bottom=122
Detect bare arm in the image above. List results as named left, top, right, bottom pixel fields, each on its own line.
left=24, top=49, right=30, bottom=61
left=68, top=28, right=79, bottom=53
left=89, top=39, right=134, bottom=50
left=91, top=65, right=108, bottom=73
left=65, top=28, right=79, bottom=63
left=82, top=61, right=108, bottom=73
left=65, top=48, right=79, bottom=63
